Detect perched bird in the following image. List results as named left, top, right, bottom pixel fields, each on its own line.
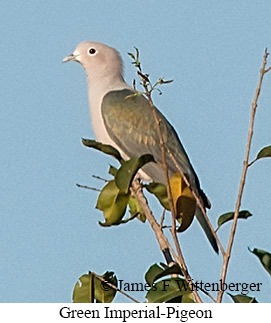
left=63, top=41, right=218, bottom=253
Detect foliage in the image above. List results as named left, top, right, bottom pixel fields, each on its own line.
left=73, top=271, right=117, bottom=303
left=216, top=210, right=252, bottom=230
left=248, top=248, right=271, bottom=276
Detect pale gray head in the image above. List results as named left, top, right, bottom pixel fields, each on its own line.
left=63, top=41, right=124, bottom=84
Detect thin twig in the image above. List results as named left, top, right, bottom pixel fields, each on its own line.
left=76, top=183, right=101, bottom=192
left=247, top=158, right=257, bottom=167
left=92, top=175, right=109, bottom=182
left=217, top=49, right=270, bottom=303
left=160, top=209, right=166, bottom=229
left=92, top=272, right=140, bottom=303
left=143, top=86, right=185, bottom=261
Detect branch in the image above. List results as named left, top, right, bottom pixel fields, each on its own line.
left=141, top=80, right=185, bottom=264
left=217, top=49, right=270, bottom=303
left=139, top=70, right=203, bottom=302
left=92, top=175, right=109, bottom=182
left=131, top=180, right=203, bottom=303
left=131, top=180, right=171, bottom=260
left=76, top=183, right=101, bottom=192
left=159, top=209, right=166, bottom=229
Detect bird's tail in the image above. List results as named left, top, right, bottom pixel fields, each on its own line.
left=195, top=207, right=218, bottom=253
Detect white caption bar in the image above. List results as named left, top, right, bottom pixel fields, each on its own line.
left=0, top=303, right=266, bottom=323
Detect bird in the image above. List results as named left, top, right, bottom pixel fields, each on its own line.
left=63, top=41, right=218, bottom=253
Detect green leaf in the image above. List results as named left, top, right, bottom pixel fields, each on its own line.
left=145, top=263, right=183, bottom=286
left=114, top=197, right=145, bottom=224
left=146, top=278, right=191, bottom=303
left=96, top=180, right=129, bottom=226
left=256, top=145, right=271, bottom=160
left=248, top=248, right=271, bottom=275
left=115, top=154, right=155, bottom=193
left=166, top=293, right=195, bottom=303
left=144, top=183, right=170, bottom=210
left=217, top=210, right=252, bottom=229
left=165, top=296, right=183, bottom=303
left=145, top=264, right=165, bottom=286
left=82, top=139, right=123, bottom=162
left=73, top=272, right=117, bottom=303
left=128, top=196, right=146, bottom=222
left=73, top=273, right=94, bottom=303
left=154, top=264, right=183, bottom=282
left=228, top=293, right=257, bottom=303
left=94, top=271, right=118, bottom=303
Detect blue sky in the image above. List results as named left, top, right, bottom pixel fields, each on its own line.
left=0, top=1, right=270, bottom=302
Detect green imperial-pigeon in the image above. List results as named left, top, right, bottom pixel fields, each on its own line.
left=63, top=41, right=218, bottom=253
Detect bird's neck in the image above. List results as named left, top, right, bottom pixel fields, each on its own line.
left=87, top=74, right=131, bottom=112
left=86, top=75, right=132, bottom=145
left=88, top=73, right=128, bottom=93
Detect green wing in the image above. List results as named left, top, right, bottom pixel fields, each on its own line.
left=102, top=89, right=218, bottom=253
left=102, top=89, right=206, bottom=203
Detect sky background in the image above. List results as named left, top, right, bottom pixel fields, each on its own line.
left=1, top=1, right=271, bottom=303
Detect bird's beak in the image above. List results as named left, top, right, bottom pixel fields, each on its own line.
left=62, top=53, right=77, bottom=63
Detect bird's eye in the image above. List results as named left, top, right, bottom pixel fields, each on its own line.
left=88, top=48, right=96, bottom=55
